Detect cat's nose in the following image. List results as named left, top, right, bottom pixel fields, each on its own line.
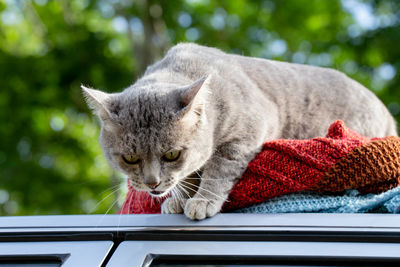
left=145, top=181, right=160, bottom=189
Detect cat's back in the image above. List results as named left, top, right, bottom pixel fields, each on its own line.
left=142, top=43, right=397, bottom=138
left=144, top=43, right=232, bottom=79
left=145, top=43, right=356, bottom=92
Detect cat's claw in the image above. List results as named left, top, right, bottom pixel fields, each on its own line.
left=184, top=198, right=220, bottom=220
left=161, top=197, right=184, bottom=214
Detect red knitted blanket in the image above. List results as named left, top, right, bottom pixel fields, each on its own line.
left=119, top=120, right=400, bottom=214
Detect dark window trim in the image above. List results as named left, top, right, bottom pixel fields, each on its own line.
left=0, top=254, right=69, bottom=265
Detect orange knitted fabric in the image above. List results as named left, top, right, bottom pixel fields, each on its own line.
left=313, top=136, right=400, bottom=194
left=119, top=120, right=399, bottom=214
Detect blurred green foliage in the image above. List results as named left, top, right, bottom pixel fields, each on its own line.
left=0, top=0, right=399, bottom=215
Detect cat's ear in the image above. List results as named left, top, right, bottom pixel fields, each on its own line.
left=177, top=76, right=210, bottom=127
left=179, top=76, right=208, bottom=109
left=81, top=85, right=114, bottom=122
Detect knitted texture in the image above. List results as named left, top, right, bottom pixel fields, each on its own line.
left=312, top=136, right=400, bottom=193
left=119, top=120, right=400, bottom=214
left=235, top=186, right=400, bottom=214
left=221, top=120, right=372, bottom=211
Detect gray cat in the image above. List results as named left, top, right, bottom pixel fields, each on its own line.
left=82, top=43, right=397, bottom=220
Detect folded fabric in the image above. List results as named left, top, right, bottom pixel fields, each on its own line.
left=235, top=186, right=400, bottom=214
left=119, top=120, right=400, bottom=214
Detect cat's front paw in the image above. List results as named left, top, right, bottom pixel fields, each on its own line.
left=161, top=197, right=184, bottom=214
left=184, top=198, right=221, bottom=220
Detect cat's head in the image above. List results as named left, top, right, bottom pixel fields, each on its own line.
left=82, top=76, right=212, bottom=197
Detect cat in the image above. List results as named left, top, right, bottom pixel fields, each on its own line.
left=82, top=43, right=397, bottom=220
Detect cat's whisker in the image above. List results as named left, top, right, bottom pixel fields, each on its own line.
left=172, top=188, right=181, bottom=201
left=177, top=184, right=191, bottom=199
left=171, top=188, right=183, bottom=207
left=116, top=190, right=127, bottom=236
left=179, top=183, right=210, bottom=204
left=98, top=183, right=123, bottom=196
left=178, top=183, right=218, bottom=209
left=105, top=197, right=120, bottom=215
left=129, top=188, right=141, bottom=213
left=176, top=186, right=187, bottom=205
left=170, top=189, right=176, bottom=201
left=185, top=177, right=215, bottom=180
left=178, top=184, right=195, bottom=209
left=178, top=182, right=197, bottom=195
left=119, top=184, right=132, bottom=214
left=96, top=197, right=120, bottom=227
left=88, top=186, right=121, bottom=214
left=137, top=190, right=145, bottom=212
left=180, top=180, right=226, bottom=201
left=190, top=171, right=229, bottom=202
left=179, top=186, right=187, bottom=199
left=192, top=171, right=217, bottom=180
left=127, top=187, right=135, bottom=213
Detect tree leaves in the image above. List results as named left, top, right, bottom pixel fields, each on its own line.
left=0, top=0, right=399, bottom=215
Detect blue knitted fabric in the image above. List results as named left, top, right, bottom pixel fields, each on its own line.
left=235, top=186, right=400, bottom=214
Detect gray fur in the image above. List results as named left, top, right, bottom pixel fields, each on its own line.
left=82, top=43, right=397, bottom=220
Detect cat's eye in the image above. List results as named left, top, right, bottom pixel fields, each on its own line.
left=162, top=150, right=181, bottom=162
left=121, top=154, right=140, bottom=165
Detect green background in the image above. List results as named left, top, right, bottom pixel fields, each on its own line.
left=0, top=0, right=399, bottom=215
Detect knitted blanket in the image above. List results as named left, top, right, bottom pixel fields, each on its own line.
left=119, top=120, right=400, bottom=214
left=236, top=186, right=400, bottom=214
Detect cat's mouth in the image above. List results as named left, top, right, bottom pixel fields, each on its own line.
left=150, top=190, right=163, bottom=195
left=148, top=190, right=169, bottom=197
